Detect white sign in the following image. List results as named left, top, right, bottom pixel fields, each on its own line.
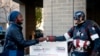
left=30, top=42, right=68, bottom=56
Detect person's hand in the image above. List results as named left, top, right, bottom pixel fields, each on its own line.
left=37, top=37, right=47, bottom=42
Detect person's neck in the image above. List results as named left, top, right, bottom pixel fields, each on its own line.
left=77, top=20, right=85, bottom=27
left=15, top=21, right=22, bottom=26
left=11, top=22, right=22, bottom=26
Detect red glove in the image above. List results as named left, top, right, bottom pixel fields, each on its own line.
left=46, top=36, right=55, bottom=42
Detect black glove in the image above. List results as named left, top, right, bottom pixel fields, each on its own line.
left=90, top=51, right=100, bottom=56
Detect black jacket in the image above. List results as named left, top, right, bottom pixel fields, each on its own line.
left=3, top=23, right=39, bottom=56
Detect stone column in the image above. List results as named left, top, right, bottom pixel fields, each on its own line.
left=20, top=3, right=36, bottom=54
left=20, top=4, right=26, bottom=38
left=43, top=0, right=73, bottom=36
left=25, top=4, right=36, bottom=40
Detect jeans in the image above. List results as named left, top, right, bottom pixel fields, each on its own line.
left=1, top=50, right=24, bottom=56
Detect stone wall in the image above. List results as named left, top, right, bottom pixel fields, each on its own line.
left=43, top=0, right=86, bottom=36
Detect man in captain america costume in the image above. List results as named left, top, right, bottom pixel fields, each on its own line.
left=42, top=11, right=100, bottom=56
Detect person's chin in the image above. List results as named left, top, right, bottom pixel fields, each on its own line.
left=17, top=22, right=23, bottom=25
left=75, top=23, right=78, bottom=24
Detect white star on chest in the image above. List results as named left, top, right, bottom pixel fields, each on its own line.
left=76, top=31, right=81, bottom=36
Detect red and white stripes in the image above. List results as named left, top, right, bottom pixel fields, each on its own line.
left=73, top=39, right=90, bottom=48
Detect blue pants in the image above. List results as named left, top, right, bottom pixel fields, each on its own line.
left=71, top=51, right=89, bottom=56
left=1, top=50, right=24, bottom=56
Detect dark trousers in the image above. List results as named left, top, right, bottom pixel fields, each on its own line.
left=71, top=51, right=89, bottom=56
left=1, top=50, right=24, bottom=56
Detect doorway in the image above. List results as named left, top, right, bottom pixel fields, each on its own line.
left=87, top=0, right=100, bottom=25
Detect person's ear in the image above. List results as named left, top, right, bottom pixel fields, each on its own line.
left=15, top=18, right=17, bottom=22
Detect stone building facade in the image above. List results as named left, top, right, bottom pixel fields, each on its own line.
left=43, top=0, right=86, bottom=36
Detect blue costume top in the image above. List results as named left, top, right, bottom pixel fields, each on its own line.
left=53, top=20, right=100, bottom=52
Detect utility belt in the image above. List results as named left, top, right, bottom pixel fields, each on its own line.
left=74, top=47, right=88, bottom=52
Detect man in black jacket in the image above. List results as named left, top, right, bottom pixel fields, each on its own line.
left=2, top=11, right=44, bottom=56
